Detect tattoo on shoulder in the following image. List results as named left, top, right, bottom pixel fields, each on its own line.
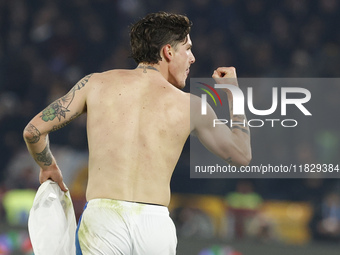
left=74, top=73, right=93, bottom=90
left=36, top=144, right=52, bottom=166
left=40, top=74, right=93, bottom=122
left=24, top=123, right=41, bottom=143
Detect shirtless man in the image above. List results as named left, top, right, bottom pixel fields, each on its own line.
left=23, top=12, right=251, bottom=255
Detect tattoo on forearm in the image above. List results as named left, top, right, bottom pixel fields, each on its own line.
left=50, top=112, right=80, bottom=132
left=24, top=123, right=41, bottom=143
left=232, top=115, right=245, bottom=122
left=40, top=74, right=93, bottom=122
left=231, top=125, right=250, bottom=135
left=231, top=115, right=250, bottom=135
left=225, top=157, right=232, bottom=164
left=36, top=144, right=52, bottom=166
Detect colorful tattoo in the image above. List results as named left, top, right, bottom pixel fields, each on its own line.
left=41, top=101, right=70, bottom=121
left=40, top=74, right=92, bottom=122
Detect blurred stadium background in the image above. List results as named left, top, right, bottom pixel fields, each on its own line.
left=0, top=0, right=340, bottom=254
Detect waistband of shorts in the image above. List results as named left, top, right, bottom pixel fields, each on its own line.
left=86, top=198, right=169, bottom=215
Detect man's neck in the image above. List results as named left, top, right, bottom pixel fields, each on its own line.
left=137, top=64, right=159, bottom=73
left=137, top=62, right=171, bottom=87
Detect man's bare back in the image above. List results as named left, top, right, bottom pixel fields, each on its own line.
left=23, top=12, right=252, bottom=254
left=85, top=68, right=190, bottom=206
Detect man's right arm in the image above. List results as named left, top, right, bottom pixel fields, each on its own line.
left=23, top=74, right=93, bottom=191
left=191, top=67, right=251, bottom=166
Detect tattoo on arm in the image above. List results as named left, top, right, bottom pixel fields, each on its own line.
left=36, top=144, right=52, bottom=166
left=231, top=125, right=250, bottom=135
left=40, top=74, right=93, bottom=122
left=232, top=115, right=245, bottom=121
left=50, top=112, right=81, bottom=132
left=231, top=115, right=250, bottom=135
left=225, top=157, right=232, bottom=164
left=24, top=123, right=41, bottom=143
left=41, top=100, right=70, bottom=122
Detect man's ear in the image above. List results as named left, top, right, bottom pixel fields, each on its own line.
left=162, top=44, right=173, bottom=62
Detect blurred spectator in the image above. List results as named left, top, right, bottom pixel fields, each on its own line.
left=198, top=244, right=242, bottom=255
left=2, top=189, right=35, bottom=226
left=310, top=192, right=340, bottom=242
left=172, top=207, right=214, bottom=239
left=225, top=180, right=263, bottom=239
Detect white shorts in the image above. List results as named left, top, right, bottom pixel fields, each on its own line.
left=75, top=199, right=177, bottom=255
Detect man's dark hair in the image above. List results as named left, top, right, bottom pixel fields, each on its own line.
left=130, top=12, right=192, bottom=64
